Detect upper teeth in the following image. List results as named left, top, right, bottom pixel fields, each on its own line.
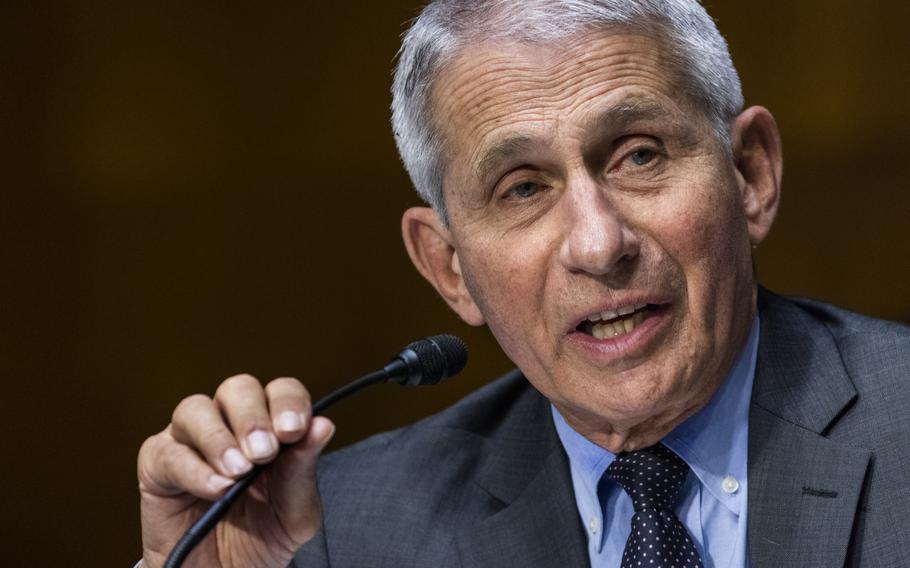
left=587, top=304, right=646, bottom=323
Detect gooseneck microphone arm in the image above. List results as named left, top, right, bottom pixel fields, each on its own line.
left=162, top=334, right=468, bottom=568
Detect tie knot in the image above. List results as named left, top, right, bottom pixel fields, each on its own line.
left=605, top=443, right=689, bottom=512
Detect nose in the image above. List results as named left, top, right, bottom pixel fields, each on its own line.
left=558, top=177, right=640, bottom=276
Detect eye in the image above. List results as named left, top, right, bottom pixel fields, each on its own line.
left=628, top=148, right=657, bottom=166
left=505, top=181, right=542, bottom=199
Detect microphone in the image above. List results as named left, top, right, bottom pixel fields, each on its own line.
left=385, top=333, right=469, bottom=385
left=163, top=334, right=468, bottom=568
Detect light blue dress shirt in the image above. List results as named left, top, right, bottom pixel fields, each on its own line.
left=552, top=317, right=759, bottom=568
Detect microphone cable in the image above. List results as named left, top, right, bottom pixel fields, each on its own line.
left=162, top=334, right=467, bottom=568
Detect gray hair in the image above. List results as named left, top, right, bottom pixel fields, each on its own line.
left=391, top=0, right=744, bottom=222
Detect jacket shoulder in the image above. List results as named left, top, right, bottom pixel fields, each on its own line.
left=304, top=369, right=549, bottom=566
left=785, top=294, right=909, bottom=339
left=317, top=368, right=545, bottom=492
left=760, top=289, right=910, bottom=464
left=759, top=290, right=909, bottom=382
left=320, top=367, right=541, bottom=466
left=776, top=294, right=910, bottom=393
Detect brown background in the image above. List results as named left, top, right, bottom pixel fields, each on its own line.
left=1, top=1, right=908, bottom=565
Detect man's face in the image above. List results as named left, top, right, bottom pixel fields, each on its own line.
left=425, top=31, right=764, bottom=448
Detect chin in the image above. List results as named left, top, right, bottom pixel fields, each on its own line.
left=571, top=374, right=694, bottom=426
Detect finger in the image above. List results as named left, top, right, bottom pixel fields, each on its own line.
left=269, top=416, right=336, bottom=543
left=265, top=377, right=312, bottom=445
left=170, top=394, right=253, bottom=478
left=214, top=374, right=279, bottom=464
left=138, top=431, right=235, bottom=500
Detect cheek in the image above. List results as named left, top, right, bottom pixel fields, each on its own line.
left=653, top=174, right=746, bottom=281
left=457, top=231, right=556, bottom=358
left=653, top=180, right=752, bottom=354
left=686, top=195, right=750, bottom=298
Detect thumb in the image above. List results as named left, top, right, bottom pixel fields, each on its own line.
left=268, top=416, right=336, bottom=544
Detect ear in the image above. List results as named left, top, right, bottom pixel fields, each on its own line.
left=730, top=106, right=783, bottom=246
left=401, top=207, right=485, bottom=326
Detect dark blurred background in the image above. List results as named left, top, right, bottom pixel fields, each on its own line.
left=1, top=1, right=908, bottom=565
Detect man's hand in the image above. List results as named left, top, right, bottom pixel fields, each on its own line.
left=137, top=374, right=335, bottom=568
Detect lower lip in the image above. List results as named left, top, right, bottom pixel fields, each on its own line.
left=565, top=305, right=672, bottom=362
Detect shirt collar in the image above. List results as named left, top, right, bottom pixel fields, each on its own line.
left=552, top=315, right=759, bottom=517
left=663, top=316, right=759, bottom=515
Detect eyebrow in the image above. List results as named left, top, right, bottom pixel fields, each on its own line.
left=475, top=135, right=539, bottom=183
left=585, top=98, right=701, bottom=151
left=590, top=99, right=674, bottom=133
left=472, top=98, right=697, bottom=183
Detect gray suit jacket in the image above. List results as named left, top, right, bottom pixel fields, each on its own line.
left=293, top=291, right=910, bottom=567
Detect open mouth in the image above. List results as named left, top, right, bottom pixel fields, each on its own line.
left=575, top=304, right=661, bottom=340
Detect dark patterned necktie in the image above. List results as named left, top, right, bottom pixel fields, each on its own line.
left=605, top=443, right=704, bottom=568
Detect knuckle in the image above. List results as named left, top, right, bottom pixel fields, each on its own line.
left=267, top=377, right=311, bottom=401
left=172, top=393, right=210, bottom=422
left=227, top=373, right=260, bottom=387
left=137, top=428, right=207, bottom=496
left=161, top=444, right=202, bottom=485
left=269, top=376, right=300, bottom=388
left=137, top=434, right=161, bottom=471
left=197, top=424, right=234, bottom=451
left=216, top=373, right=261, bottom=400
left=159, top=442, right=179, bottom=471
left=153, top=444, right=183, bottom=488
left=136, top=457, right=158, bottom=492
left=237, top=409, right=271, bottom=431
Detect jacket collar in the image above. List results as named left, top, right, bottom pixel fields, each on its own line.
left=455, top=289, right=872, bottom=567
left=454, top=373, right=590, bottom=568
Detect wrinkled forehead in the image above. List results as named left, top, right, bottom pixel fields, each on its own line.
left=427, top=29, right=702, bottom=183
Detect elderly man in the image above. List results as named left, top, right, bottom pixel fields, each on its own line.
left=137, top=1, right=910, bottom=567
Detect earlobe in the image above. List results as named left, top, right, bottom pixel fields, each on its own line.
left=731, top=106, right=783, bottom=246
left=401, top=207, right=485, bottom=326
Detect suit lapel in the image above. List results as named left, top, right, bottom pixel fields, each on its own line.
left=456, top=290, right=873, bottom=568
left=748, top=291, right=871, bottom=567
left=455, top=384, right=589, bottom=568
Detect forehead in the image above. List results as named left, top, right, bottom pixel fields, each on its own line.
left=430, top=30, right=694, bottom=171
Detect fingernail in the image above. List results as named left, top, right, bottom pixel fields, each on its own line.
left=247, top=430, right=277, bottom=459
left=221, top=447, right=252, bottom=476
left=275, top=411, right=302, bottom=432
left=207, top=474, right=234, bottom=493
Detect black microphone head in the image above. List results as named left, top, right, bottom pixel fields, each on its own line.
left=386, top=334, right=468, bottom=386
